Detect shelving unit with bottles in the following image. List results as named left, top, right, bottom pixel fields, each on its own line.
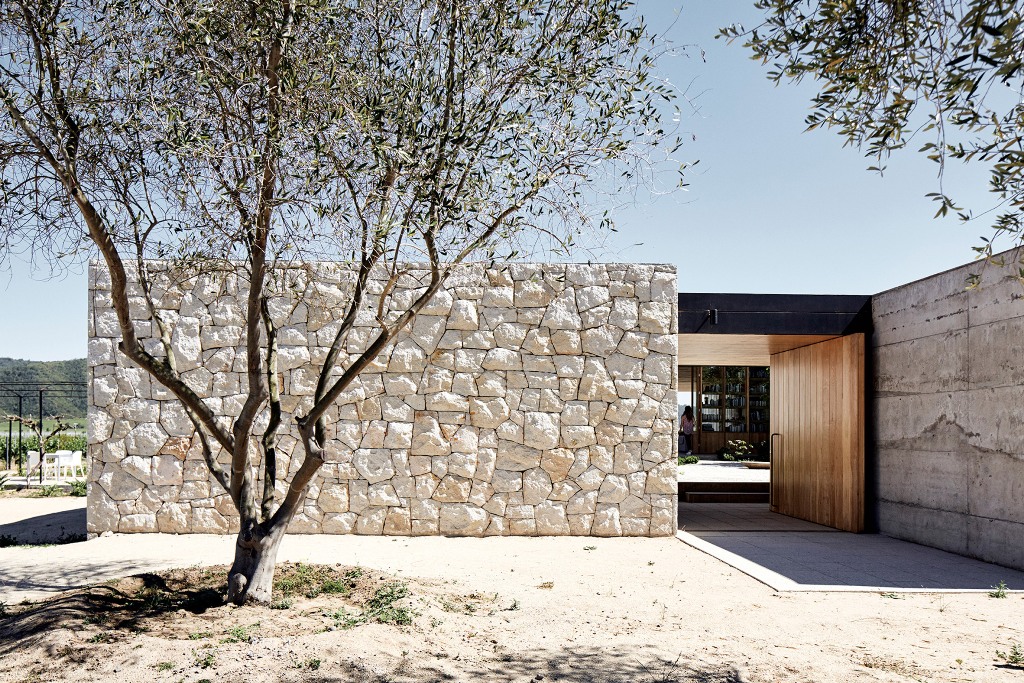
left=695, top=365, right=770, bottom=455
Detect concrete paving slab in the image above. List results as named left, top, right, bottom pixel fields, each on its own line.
left=678, top=461, right=770, bottom=483
left=679, top=530, right=1024, bottom=593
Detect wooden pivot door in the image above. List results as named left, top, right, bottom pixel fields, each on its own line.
left=769, top=334, right=865, bottom=532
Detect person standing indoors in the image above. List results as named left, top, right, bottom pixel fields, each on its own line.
left=679, top=406, right=695, bottom=455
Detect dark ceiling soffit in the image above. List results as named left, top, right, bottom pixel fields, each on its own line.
left=677, top=293, right=873, bottom=335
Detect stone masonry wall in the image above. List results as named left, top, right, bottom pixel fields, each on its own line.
left=88, top=262, right=678, bottom=537
left=872, top=249, right=1024, bottom=570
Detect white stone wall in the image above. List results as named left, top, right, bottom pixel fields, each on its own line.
left=88, top=262, right=678, bottom=537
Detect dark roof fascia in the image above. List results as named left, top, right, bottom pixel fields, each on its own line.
left=678, top=293, right=873, bottom=336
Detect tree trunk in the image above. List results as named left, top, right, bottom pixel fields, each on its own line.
left=226, top=523, right=287, bottom=605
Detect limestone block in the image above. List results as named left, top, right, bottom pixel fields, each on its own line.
left=510, top=518, right=537, bottom=535
left=368, top=483, right=402, bottom=507
left=613, top=442, right=642, bottom=474
left=598, top=474, right=629, bottom=503
left=476, top=448, right=497, bottom=482
left=431, top=455, right=449, bottom=479
left=561, top=425, right=597, bottom=449
left=514, top=279, right=556, bottom=307
left=621, top=517, right=651, bottom=537
left=493, top=323, right=530, bottom=349
left=356, top=507, right=387, bottom=534
left=638, top=302, right=672, bottom=334
left=426, top=391, right=469, bottom=412
left=125, top=423, right=168, bottom=457
left=617, top=331, right=649, bottom=359
left=482, top=348, right=522, bottom=371
left=156, top=503, right=191, bottom=533
left=592, top=505, right=622, bottom=537
left=643, top=352, right=673, bottom=384
left=94, top=309, right=121, bottom=338
left=353, top=449, right=396, bottom=484
left=627, top=471, right=648, bottom=497
left=383, top=507, right=412, bottom=535
left=151, top=455, right=183, bottom=486
left=495, top=441, right=542, bottom=471
left=410, top=315, right=446, bottom=353
left=388, top=339, right=429, bottom=374
left=119, top=513, right=158, bottom=533
left=449, top=451, right=478, bottom=479
left=93, top=375, right=118, bottom=407
left=411, top=497, right=440, bottom=521
left=576, top=466, right=605, bottom=492
left=523, top=467, right=553, bottom=505
left=384, top=374, right=419, bottom=396
left=541, top=448, right=575, bottom=482
left=620, top=494, right=652, bottom=518
left=439, top=504, right=489, bottom=536
left=482, top=286, right=514, bottom=307
left=319, top=483, right=350, bottom=513
left=531, top=501, right=568, bottom=535
left=608, top=299, right=639, bottom=330
left=568, top=514, right=594, bottom=535
left=522, top=329, right=555, bottom=356
left=468, top=480, right=494, bottom=506
left=492, top=470, right=524, bottom=493
left=200, top=325, right=243, bottom=349
left=411, top=414, right=450, bottom=455
left=193, top=507, right=231, bottom=533
left=383, top=422, right=413, bottom=449
left=541, top=289, right=582, bottom=330
left=323, top=512, right=357, bottom=533
left=524, top=412, right=560, bottom=450
left=645, top=461, right=677, bottom=494
left=419, top=288, right=453, bottom=315
left=434, top=475, right=473, bottom=503
left=448, top=300, right=480, bottom=330
left=88, top=338, right=115, bottom=366
left=578, top=359, right=617, bottom=401
left=409, top=455, right=432, bottom=476
left=89, top=410, right=114, bottom=442
left=415, top=473, right=440, bottom=499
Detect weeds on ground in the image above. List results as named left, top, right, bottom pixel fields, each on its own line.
left=329, top=581, right=414, bottom=629
left=275, top=563, right=362, bottom=599
left=220, top=623, right=259, bottom=644
left=996, top=643, right=1024, bottom=666
left=68, top=480, right=87, bottom=496
left=270, top=598, right=293, bottom=610
left=194, top=651, right=215, bottom=669
left=989, top=580, right=1009, bottom=598
left=153, top=662, right=175, bottom=671
left=34, top=484, right=66, bottom=497
left=188, top=631, right=212, bottom=641
left=295, top=658, right=321, bottom=671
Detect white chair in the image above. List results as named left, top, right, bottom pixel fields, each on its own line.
left=57, top=450, right=85, bottom=479
left=42, top=452, right=63, bottom=480
left=26, top=450, right=40, bottom=477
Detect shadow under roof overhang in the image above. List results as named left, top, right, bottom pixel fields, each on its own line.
left=677, top=293, right=873, bottom=366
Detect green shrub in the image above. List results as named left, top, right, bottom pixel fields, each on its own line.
left=677, top=455, right=699, bottom=465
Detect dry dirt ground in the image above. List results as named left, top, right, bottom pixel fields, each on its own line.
left=1, top=533, right=1023, bottom=683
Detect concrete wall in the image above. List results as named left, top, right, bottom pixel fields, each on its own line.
left=872, top=250, right=1024, bottom=569
left=88, top=262, right=678, bottom=537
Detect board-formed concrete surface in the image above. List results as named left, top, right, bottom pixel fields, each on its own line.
left=871, top=248, right=1024, bottom=570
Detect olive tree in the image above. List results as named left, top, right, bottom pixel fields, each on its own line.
left=723, top=0, right=1024, bottom=280
left=0, top=0, right=674, bottom=603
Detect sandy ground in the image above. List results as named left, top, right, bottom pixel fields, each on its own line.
left=1, top=498, right=1023, bottom=682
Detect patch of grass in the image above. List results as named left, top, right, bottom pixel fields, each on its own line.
left=68, top=479, right=87, bottom=496
left=298, top=658, right=321, bottom=671
left=537, top=581, right=554, bottom=589
left=154, top=662, right=175, bottom=671
left=86, top=632, right=114, bottom=644
left=34, top=484, right=67, bottom=497
left=997, top=642, right=1024, bottom=666
left=274, top=563, right=362, bottom=599
left=188, top=631, right=212, bottom=641
left=677, top=455, right=699, bottom=465
left=330, top=581, right=414, bottom=629
left=194, top=651, right=216, bottom=669
left=219, top=622, right=259, bottom=644
left=269, top=597, right=293, bottom=610
left=989, top=580, right=1009, bottom=598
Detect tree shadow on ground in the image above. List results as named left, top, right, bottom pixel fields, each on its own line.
left=0, top=507, right=86, bottom=545
left=321, top=648, right=748, bottom=683
left=0, top=571, right=224, bottom=657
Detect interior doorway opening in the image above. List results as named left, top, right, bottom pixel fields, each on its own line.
left=677, top=330, right=866, bottom=533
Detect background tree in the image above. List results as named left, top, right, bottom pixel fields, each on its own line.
left=723, top=0, right=1024, bottom=281
left=0, top=0, right=676, bottom=603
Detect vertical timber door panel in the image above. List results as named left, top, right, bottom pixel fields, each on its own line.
left=770, top=334, right=865, bottom=532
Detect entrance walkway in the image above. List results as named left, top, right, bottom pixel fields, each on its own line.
left=677, top=503, right=1024, bottom=593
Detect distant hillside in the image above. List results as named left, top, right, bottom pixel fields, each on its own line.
left=0, top=358, right=87, bottom=419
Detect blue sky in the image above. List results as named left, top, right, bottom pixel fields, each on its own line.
left=0, top=1, right=999, bottom=361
